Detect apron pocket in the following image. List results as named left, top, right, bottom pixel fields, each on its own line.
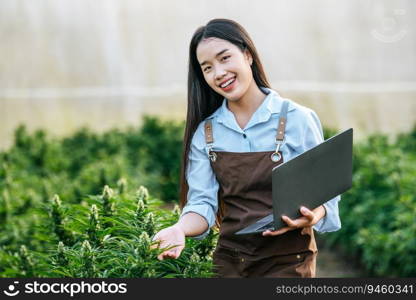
left=213, top=245, right=239, bottom=258
left=269, top=251, right=312, bottom=265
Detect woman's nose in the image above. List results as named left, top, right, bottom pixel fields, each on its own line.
left=215, top=67, right=227, bottom=80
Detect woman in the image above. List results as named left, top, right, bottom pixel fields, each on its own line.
left=151, top=18, right=341, bottom=278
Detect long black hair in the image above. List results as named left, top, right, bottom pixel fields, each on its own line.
left=179, top=18, right=271, bottom=226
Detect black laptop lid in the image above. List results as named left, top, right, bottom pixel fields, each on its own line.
left=271, top=128, right=353, bottom=230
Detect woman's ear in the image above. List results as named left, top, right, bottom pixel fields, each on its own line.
left=244, top=49, right=253, bottom=66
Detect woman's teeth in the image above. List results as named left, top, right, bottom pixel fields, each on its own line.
left=220, top=77, right=235, bottom=88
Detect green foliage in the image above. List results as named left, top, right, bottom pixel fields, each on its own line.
left=0, top=116, right=218, bottom=278
left=322, top=126, right=416, bottom=277
left=0, top=184, right=218, bottom=278
left=3, top=116, right=184, bottom=205
left=136, top=116, right=184, bottom=202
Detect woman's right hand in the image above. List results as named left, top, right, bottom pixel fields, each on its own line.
left=150, top=224, right=185, bottom=260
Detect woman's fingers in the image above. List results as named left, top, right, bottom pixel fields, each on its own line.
left=262, top=226, right=292, bottom=236
left=282, top=207, right=316, bottom=227
left=262, top=208, right=317, bottom=237
left=150, top=226, right=186, bottom=260
left=157, top=248, right=173, bottom=260
left=158, top=252, right=171, bottom=261
left=282, top=215, right=298, bottom=227
left=150, top=238, right=161, bottom=250
left=299, top=206, right=315, bottom=222
left=172, top=248, right=181, bottom=259
left=154, top=242, right=183, bottom=260
left=157, top=248, right=182, bottom=260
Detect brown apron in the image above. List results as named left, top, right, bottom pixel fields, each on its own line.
left=204, top=100, right=317, bottom=278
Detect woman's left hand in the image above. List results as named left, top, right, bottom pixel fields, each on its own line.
left=262, top=205, right=326, bottom=236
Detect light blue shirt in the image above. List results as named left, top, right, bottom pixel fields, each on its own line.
left=181, top=87, right=341, bottom=239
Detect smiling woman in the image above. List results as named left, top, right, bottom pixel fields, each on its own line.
left=151, top=18, right=341, bottom=278
left=197, top=40, right=249, bottom=95
left=196, top=37, right=266, bottom=130
left=196, top=37, right=263, bottom=129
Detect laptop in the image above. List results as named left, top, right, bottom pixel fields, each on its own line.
left=235, top=128, right=353, bottom=235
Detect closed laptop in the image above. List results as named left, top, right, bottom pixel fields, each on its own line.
left=235, top=128, right=353, bottom=235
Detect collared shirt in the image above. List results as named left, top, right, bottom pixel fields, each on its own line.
left=181, top=87, right=341, bottom=239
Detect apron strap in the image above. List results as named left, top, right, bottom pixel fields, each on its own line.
left=204, top=100, right=289, bottom=162
left=204, top=119, right=214, bottom=144
left=276, top=100, right=289, bottom=142
left=204, top=101, right=289, bottom=144
left=204, top=119, right=216, bottom=162
left=271, top=100, right=289, bottom=162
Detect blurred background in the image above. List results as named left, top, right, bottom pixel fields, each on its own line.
left=1, top=0, right=415, bottom=150
left=0, top=0, right=415, bottom=278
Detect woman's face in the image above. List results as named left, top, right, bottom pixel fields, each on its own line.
left=196, top=37, right=253, bottom=101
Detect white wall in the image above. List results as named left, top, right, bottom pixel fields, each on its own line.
left=1, top=0, right=415, bottom=149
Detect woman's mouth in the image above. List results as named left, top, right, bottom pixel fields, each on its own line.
left=219, top=77, right=236, bottom=92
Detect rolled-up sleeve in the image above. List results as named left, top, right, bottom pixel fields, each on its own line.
left=302, top=109, right=342, bottom=233
left=180, top=120, right=219, bottom=240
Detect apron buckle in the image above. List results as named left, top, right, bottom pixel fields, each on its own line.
left=271, top=152, right=281, bottom=162
left=209, top=151, right=217, bottom=162
left=207, top=144, right=217, bottom=162
left=271, top=139, right=283, bottom=162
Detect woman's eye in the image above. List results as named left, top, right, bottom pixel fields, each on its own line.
left=222, top=55, right=230, bottom=61
left=203, top=66, right=211, bottom=72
